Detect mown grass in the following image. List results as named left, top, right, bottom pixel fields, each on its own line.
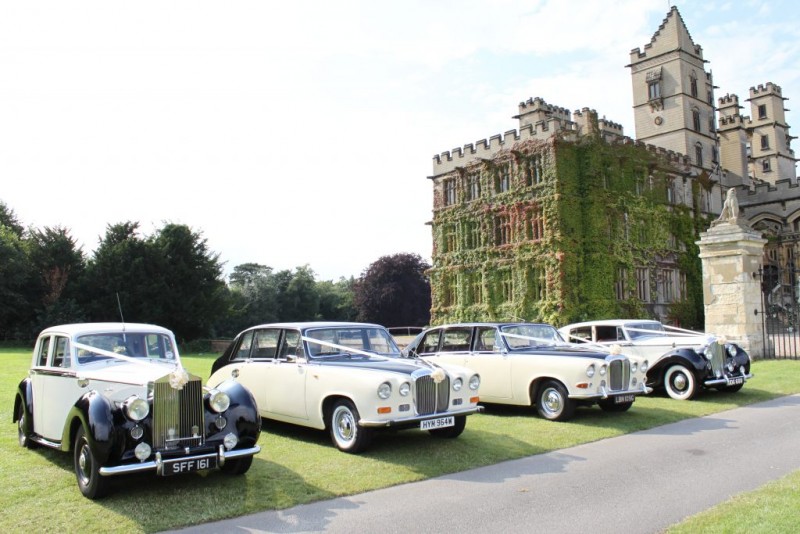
left=3, top=348, right=799, bottom=532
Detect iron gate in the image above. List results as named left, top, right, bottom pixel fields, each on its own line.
left=758, top=262, right=800, bottom=359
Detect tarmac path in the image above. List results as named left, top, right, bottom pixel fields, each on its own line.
left=168, top=394, right=800, bottom=534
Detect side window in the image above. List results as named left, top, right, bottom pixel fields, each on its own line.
left=233, top=331, right=255, bottom=361
left=252, top=329, right=280, bottom=359
left=595, top=326, right=618, bottom=342
left=53, top=336, right=71, bottom=368
left=36, top=336, right=52, bottom=366
left=568, top=327, right=592, bottom=343
left=474, top=327, right=497, bottom=352
left=441, top=328, right=472, bottom=352
left=419, top=331, right=441, bottom=355
left=278, top=330, right=303, bottom=361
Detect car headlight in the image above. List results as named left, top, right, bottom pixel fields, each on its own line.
left=452, top=378, right=463, bottom=391
left=599, top=365, right=607, bottom=376
left=630, top=361, right=638, bottom=373
left=586, top=364, right=596, bottom=378
left=209, top=390, right=231, bottom=413
left=124, top=395, right=149, bottom=421
left=469, top=374, right=480, bottom=390
left=726, top=344, right=737, bottom=357
left=377, top=382, right=392, bottom=399
left=399, top=382, right=411, bottom=396
left=640, top=360, right=649, bottom=373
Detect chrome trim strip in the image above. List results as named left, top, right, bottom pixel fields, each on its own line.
left=704, top=373, right=753, bottom=387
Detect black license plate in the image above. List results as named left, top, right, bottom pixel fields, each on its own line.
left=614, top=394, right=636, bottom=404
left=162, top=455, right=217, bottom=476
left=727, top=376, right=744, bottom=386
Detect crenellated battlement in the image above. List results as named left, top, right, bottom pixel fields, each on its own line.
left=718, top=93, right=741, bottom=106
left=629, top=6, right=702, bottom=61
left=742, top=178, right=800, bottom=205
left=719, top=115, right=746, bottom=126
left=517, top=97, right=571, bottom=119
left=750, top=82, right=783, bottom=98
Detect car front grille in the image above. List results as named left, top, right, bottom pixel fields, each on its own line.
left=706, top=340, right=725, bottom=377
left=152, top=373, right=205, bottom=450
left=608, top=357, right=631, bottom=391
left=414, top=373, right=450, bottom=415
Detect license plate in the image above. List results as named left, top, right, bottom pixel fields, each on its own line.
left=614, top=394, right=635, bottom=404
left=727, top=376, right=744, bottom=386
left=420, top=416, right=454, bottom=430
left=162, top=455, right=217, bottom=476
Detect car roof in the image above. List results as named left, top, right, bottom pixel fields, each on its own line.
left=425, top=322, right=554, bottom=329
left=39, top=323, right=175, bottom=337
left=561, top=319, right=662, bottom=329
left=239, top=321, right=387, bottom=333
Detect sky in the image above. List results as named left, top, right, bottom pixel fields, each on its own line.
left=2, top=0, right=799, bottom=281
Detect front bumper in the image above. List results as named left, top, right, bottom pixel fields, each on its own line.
left=98, top=444, right=260, bottom=477
left=570, top=381, right=652, bottom=401
left=359, top=405, right=483, bottom=428
left=704, top=372, right=753, bottom=388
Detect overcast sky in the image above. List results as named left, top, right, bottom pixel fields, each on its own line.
left=2, top=0, right=798, bottom=281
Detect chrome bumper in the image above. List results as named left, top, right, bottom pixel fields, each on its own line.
left=359, top=405, right=483, bottom=428
left=570, top=382, right=652, bottom=400
left=98, top=445, right=260, bottom=477
left=704, top=372, right=753, bottom=388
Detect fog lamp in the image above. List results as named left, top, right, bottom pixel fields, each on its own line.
left=223, top=433, right=238, bottom=451
left=135, top=442, right=152, bottom=461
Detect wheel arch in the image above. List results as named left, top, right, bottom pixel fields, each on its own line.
left=321, top=394, right=355, bottom=429
left=63, top=390, right=116, bottom=459
left=647, top=349, right=706, bottom=387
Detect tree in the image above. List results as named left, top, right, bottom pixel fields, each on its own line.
left=278, top=265, right=319, bottom=322
left=354, top=253, right=431, bottom=327
left=317, top=277, right=356, bottom=321
left=0, top=225, right=35, bottom=337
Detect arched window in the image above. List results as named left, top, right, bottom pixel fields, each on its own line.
left=689, top=72, right=698, bottom=98
left=692, top=108, right=701, bottom=132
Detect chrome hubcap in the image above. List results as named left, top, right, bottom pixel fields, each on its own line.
left=78, top=445, right=90, bottom=483
left=673, top=373, right=687, bottom=391
left=335, top=409, right=355, bottom=442
left=543, top=389, right=562, bottom=414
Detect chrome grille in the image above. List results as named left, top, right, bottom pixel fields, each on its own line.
left=152, top=373, right=204, bottom=450
left=608, top=357, right=631, bottom=391
left=706, top=341, right=725, bottom=377
left=414, top=374, right=450, bottom=415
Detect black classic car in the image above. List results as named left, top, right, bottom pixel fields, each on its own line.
left=14, top=323, right=262, bottom=499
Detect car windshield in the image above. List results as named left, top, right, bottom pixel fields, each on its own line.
left=625, top=322, right=666, bottom=340
left=75, top=332, right=177, bottom=364
left=499, top=324, right=564, bottom=350
left=304, top=327, right=401, bottom=358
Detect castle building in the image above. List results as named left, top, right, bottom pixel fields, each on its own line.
left=426, top=6, right=797, bottom=327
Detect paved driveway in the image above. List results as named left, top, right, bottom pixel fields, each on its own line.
left=168, top=394, right=800, bottom=534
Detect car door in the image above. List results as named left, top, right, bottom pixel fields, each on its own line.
left=464, top=326, right=512, bottom=401
left=262, top=329, right=309, bottom=420
left=31, top=334, right=81, bottom=442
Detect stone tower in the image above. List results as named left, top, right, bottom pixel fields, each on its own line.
left=746, top=83, right=797, bottom=184
left=627, top=6, right=718, bottom=173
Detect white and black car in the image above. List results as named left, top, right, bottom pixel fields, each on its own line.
left=559, top=320, right=752, bottom=400
left=13, top=323, right=262, bottom=499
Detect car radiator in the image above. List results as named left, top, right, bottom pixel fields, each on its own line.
left=415, top=374, right=450, bottom=415
left=608, top=357, right=632, bottom=391
left=152, top=374, right=205, bottom=449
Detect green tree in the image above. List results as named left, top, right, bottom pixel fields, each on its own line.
left=279, top=265, right=319, bottom=322
left=0, top=225, right=35, bottom=337
left=317, top=277, right=356, bottom=320
left=354, top=253, right=431, bottom=327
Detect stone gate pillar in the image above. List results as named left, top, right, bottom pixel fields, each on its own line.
left=697, top=212, right=766, bottom=358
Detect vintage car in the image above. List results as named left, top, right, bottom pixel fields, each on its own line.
left=13, top=323, right=261, bottom=499
left=207, top=322, right=482, bottom=453
left=403, top=322, right=650, bottom=422
left=558, top=319, right=752, bottom=400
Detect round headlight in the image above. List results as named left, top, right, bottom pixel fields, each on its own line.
left=469, top=374, right=480, bottom=390
left=726, top=344, right=737, bottom=357
left=599, top=365, right=607, bottom=376
left=641, top=360, right=649, bottom=373
left=134, top=442, right=152, bottom=461
left=377, top=382, right=392, bottom=399
left=124, top=396, right=149, bottom=422
left=630, top=361, right=638, bottom=373
left=586, top=364, right=596, bottom=378
left=399, top=382, right=411, bottom=396
left=209, top=390, right=231, bottom=413
left=452, top=378, right=463, bottom=391
left=223, top=432, right=238, bottom=451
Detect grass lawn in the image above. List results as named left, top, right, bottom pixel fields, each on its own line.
left=3, top=347, right=799, bottom=533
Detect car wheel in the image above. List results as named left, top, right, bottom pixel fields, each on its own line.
left=221, top=455, right=253, bottom=475
left=536, top=381, right=575, bottom=421
left=329, top=400, right=372, bottom=453
left=428, top=415, right=467, bottom=439
left=17, top=407, right=35, bottom=449
left=74, top=426, right=110, bottom=499
left=664, top=364, right=697, bottom=400
left=598, top=399, right=633, bottom=412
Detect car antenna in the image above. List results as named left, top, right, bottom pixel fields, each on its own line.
left=116, top=292, right=127, bottom=340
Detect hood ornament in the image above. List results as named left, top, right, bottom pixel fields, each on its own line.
left=169, top=367, right=190, bottom=390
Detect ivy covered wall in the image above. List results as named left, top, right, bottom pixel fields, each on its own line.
left=428, top=133, right=710, bottom=328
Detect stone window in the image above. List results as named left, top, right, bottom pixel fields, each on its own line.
left=660, top=268, right=675, bottom=303
left=636, top=267, right=650, bottom=302
left=679, top=272, right=687, bottom=300
left=499, top=269, right=513, bottom=302
left=495, top=163, right=511, bottom=193
left=615, top=268, right=628, bottom=300
left=469, top=274, right=483, bottom=305
left=646, top=68, right=662, bottom=102
left=761, top=134, right=770, bottom=150
left=689, top=72, right=698, bottom=98
left=526, top=204, right=544, bottom=241
left=525, top=155, right=543, bottom=186
left=758, top=104, right=768, bottom=119
left=695, top=143, right=703, bottom=167
left=494, top=214, right=511, bottom=245
left=762, top=158, right=772, bottom=172
left=692, top=108, right=701, bottom=132
left=444, top=179, right=456, bottom=206
left=466, top=172, right=481, bottom=201
left=465, top=221, right=481, bottom=249
left=443, top=225, right=456, bottom=253
left=528, top=267, right=546, bottom=301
